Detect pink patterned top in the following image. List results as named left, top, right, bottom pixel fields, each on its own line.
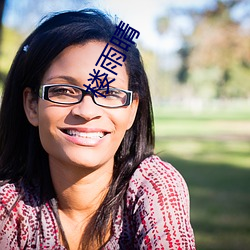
left=0, top=155, right=195, bottom=249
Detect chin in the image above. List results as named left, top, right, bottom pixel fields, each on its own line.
left=62, top=150, right=114, bottom=170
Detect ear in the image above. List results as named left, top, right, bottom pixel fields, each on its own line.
left=23, top=87, right=39, bottom=127
left=126, top=94, right=139, bottom=130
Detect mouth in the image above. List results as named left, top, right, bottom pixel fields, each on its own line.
left=61, top=129, right=108, bottom=139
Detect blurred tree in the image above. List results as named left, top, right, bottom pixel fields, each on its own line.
left=0, top=0, right=90, bottom=85
left=177, top=42, right=192, bottom=83
left=189, top=0, right=250, bottom=98
left=156, top=16, right=169, bottom=35
left=157, top=0, right=250, bottom=98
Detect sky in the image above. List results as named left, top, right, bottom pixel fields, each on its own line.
left=4, top=0, right=249, bottom=54
left=3, top=0, right=213, bottom=54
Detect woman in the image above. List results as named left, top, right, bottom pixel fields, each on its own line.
left=0, top=9, right=195, bottom=250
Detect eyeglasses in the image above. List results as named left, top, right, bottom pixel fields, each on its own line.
left=39, top=84, right=133, bottom=108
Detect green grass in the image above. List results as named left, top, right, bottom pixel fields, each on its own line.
left=154, top=106, right=250, bottom=250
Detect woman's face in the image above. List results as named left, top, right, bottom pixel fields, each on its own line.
left=24, top=41, right=138, bottom=171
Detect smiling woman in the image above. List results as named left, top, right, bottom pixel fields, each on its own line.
left=0, top=9, right=195, bottom=250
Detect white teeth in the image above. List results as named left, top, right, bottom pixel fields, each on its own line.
left=66, top=130, right=105, bottom=138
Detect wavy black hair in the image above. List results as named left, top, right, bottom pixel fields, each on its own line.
left=0, top=9, right=154, bottom=249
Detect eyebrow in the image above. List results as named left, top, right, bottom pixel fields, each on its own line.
left=45, top=75, right=80, bottom=85
left=45, top=74, right=126, bottom=88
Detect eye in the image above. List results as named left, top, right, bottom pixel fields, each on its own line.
left=110, top=91, right=122, bottom=98
left=98, top=88, right=123, bottom=98
left=50, top=86, right=78, bottom=95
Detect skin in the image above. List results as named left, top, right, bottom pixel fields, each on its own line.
left=23, top=41, right=139, bottom=249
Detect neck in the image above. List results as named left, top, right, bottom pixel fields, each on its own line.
left=49, top=157, right=113, bottom=219
left=49, top=158, right=113, bottom=249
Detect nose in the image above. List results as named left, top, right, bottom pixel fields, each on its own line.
left=71, top=94, right=103, bottom=120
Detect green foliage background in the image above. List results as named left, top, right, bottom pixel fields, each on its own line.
left=0, top=26, right=22, bottom=88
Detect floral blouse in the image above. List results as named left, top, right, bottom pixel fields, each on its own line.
left=0, top=155, right=196, bottom=249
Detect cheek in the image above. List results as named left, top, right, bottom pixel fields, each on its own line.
left=119, top=104, right=137, bottom=131
left=111, top=108, right=135, bottom=133
left=37, top=105, right=63, bottom=148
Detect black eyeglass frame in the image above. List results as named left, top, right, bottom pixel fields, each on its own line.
left=38, top=84, right=133, bottom=108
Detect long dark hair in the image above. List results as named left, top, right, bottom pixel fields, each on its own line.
left=0, top=9, right=154, bottom=249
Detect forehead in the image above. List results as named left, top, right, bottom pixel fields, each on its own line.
left=42, top=41, right=129, bottom=88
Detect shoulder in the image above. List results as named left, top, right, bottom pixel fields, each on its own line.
left=0, top=181, right=39, bottom=204
left=137, top=154, right=183, bottom=179
left=125, top=154, right=191, bottom=217
left=0, top=181, right=21, bottom=212
left=0, top=181, right=40, bottom=220
left=121, top=155, right=195, bottom=249
left=0, top=181, right=60, bottom=248
left=128, top=155, right=189, bottom=197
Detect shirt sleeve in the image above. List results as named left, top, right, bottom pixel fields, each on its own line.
left=125, top=156, right=196, bottom=250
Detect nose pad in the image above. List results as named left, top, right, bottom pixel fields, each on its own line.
left=71, top=93, right=102, bottom=120
left=80, top=94, right=95, bottom=107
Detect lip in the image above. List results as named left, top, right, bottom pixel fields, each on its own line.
left=60, top=127, right=111, bottom=133
left=59, top=127, right=111, bottom=147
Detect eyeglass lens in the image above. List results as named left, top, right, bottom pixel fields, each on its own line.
left=47, top=85, right=128, bottom=107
